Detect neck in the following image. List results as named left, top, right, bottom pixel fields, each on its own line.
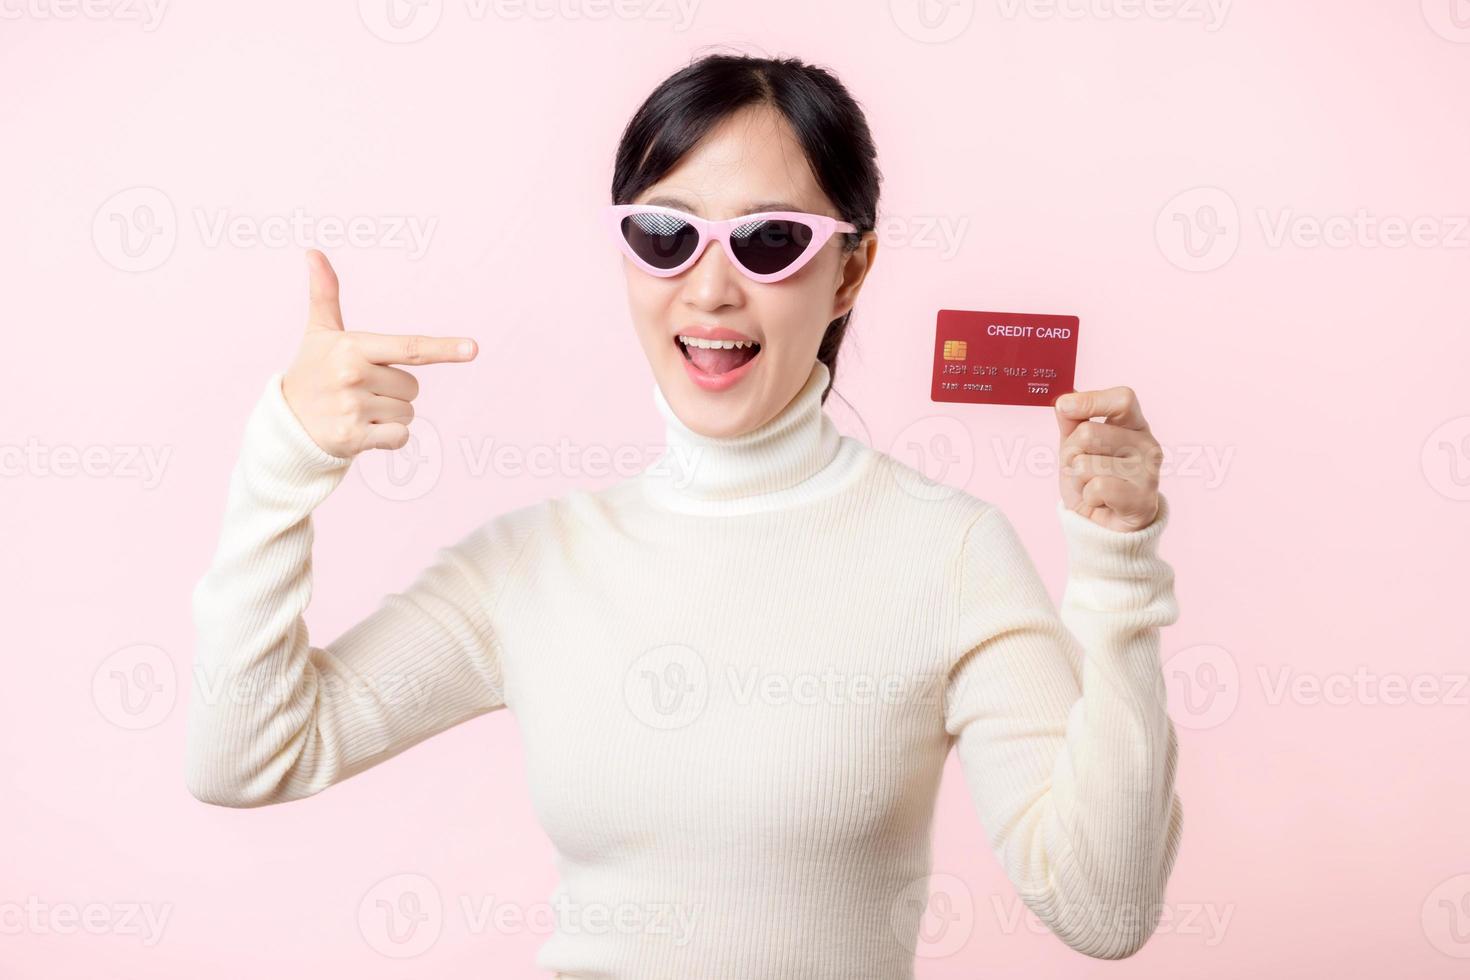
left=641, top=360, right=865, bottom=515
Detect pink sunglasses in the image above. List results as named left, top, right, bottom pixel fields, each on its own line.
left=602, top=203, right=859, bottom=284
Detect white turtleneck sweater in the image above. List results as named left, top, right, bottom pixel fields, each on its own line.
left=185, top=358, right=1183, bottom=977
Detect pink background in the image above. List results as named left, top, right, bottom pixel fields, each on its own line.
left=4, top=1, right=1469, bottom=976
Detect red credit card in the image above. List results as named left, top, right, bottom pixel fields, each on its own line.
left=930, top=309, right=1079, bottom=407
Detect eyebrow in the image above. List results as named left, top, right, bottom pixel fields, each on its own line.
left=641, top=195, right=806, bottom=216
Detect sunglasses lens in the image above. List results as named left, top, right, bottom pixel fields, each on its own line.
left=621, top=212, right=700, bottom=270
left=729, top=219, right=814, bottom=276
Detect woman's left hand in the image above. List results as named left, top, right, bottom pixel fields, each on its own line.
left=1054, top=386, right=1163, bottom=532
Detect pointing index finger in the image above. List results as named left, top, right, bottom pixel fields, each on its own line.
left=350, top=332, right=478, bottom=366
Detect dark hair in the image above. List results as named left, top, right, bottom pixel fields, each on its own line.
left=610, top=52, right=882, bottom=404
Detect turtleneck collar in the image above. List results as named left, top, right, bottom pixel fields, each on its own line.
left=640, top=359, right=869, bottom=516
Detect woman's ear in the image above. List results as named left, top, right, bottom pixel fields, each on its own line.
left=831, top=231, right=878, bottom=321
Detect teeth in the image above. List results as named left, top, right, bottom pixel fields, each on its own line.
left=678, top=335, right=758, bottom=350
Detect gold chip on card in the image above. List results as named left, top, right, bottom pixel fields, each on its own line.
left=942, top=339, right=967, bottom=361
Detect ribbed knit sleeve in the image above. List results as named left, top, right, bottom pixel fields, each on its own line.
left=943, top=493, right=1182, bottom=959
left=185, top=372, right=514, bottom=808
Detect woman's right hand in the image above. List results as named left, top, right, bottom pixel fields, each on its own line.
left=282, top=249, right=479, bottom=459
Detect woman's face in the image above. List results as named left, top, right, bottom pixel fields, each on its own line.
left=621, top=104, right=877, bottom=439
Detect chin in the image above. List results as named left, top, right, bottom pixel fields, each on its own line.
left=667, top=378, right=757, bottom=438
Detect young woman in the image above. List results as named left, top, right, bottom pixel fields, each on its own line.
left=186, top=53, right=1182, bottom=978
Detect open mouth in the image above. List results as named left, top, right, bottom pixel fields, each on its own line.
left=676, top=334, right=762, bottom=376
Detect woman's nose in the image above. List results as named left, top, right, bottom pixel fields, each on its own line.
left=680, top=239, right=743, bottom=308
